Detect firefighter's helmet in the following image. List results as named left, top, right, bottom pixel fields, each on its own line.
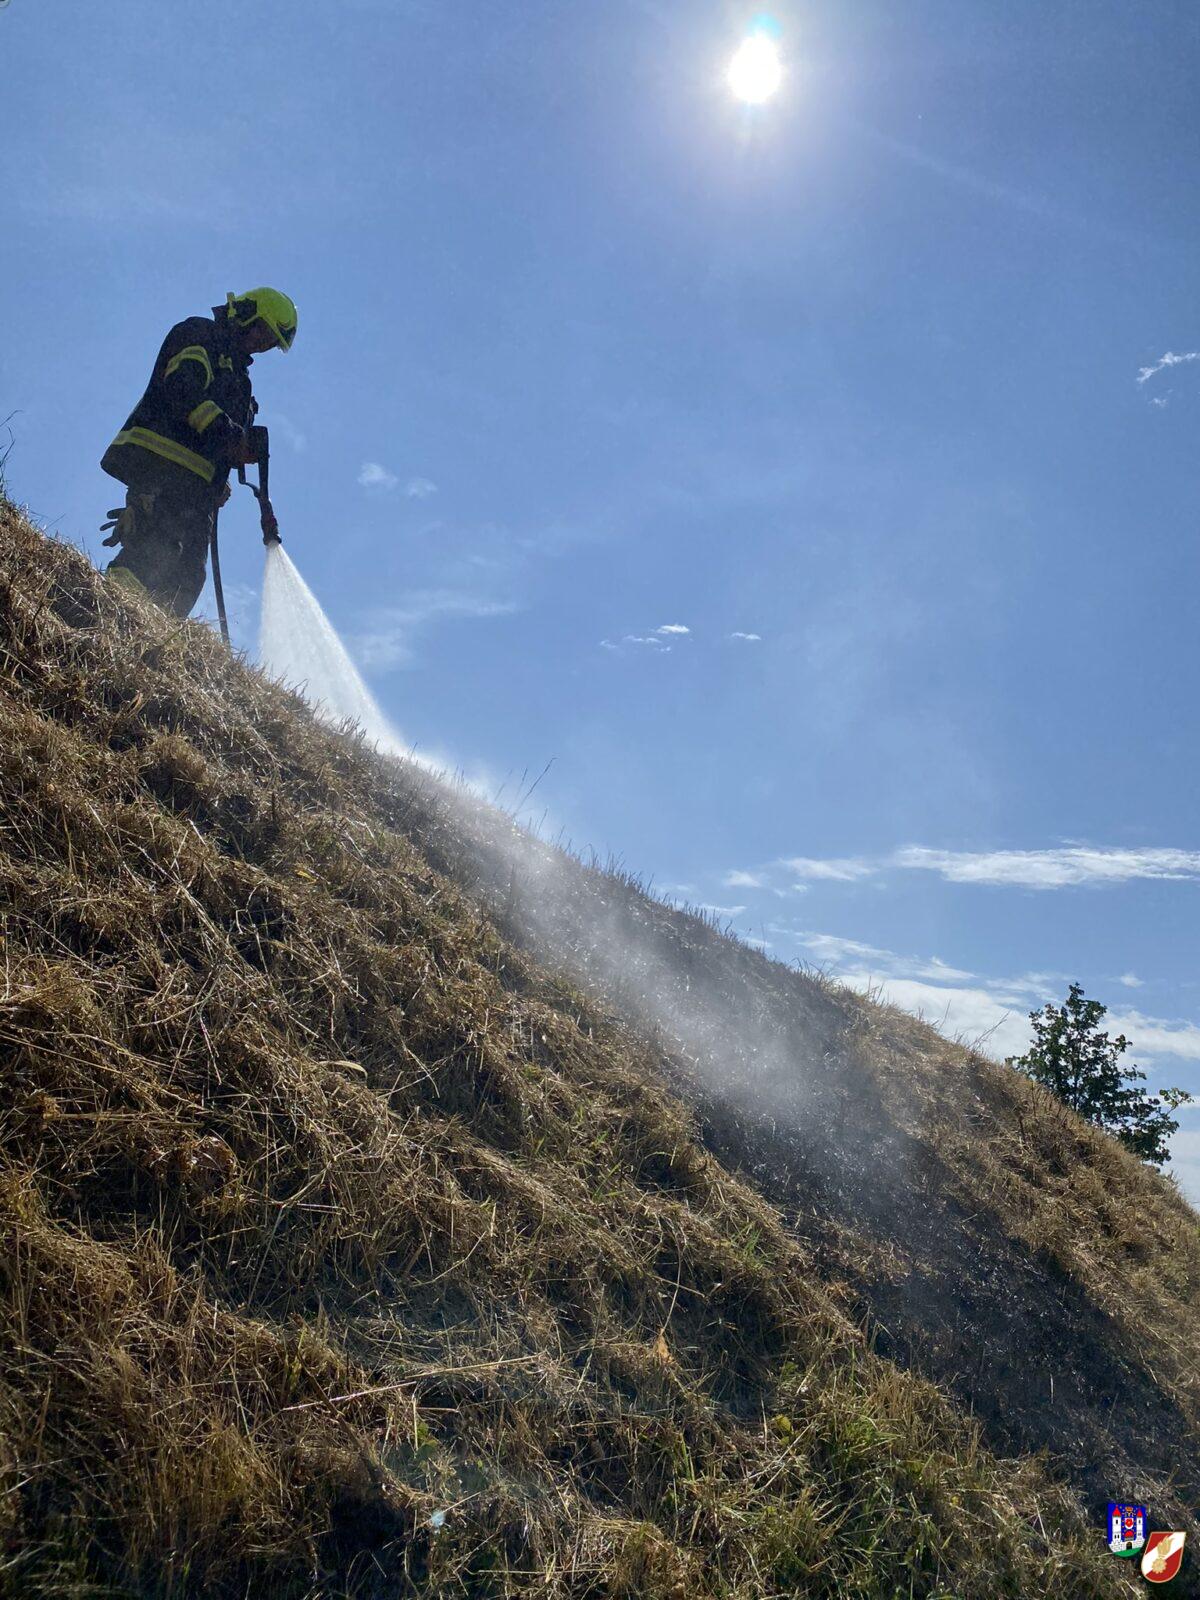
left=224, top=288, right=298, bottom=352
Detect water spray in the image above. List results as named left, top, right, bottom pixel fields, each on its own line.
left=259, top=541, right=413, bottom=760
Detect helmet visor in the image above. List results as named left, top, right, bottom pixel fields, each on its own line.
left=272, top=318, right=296, bottom=350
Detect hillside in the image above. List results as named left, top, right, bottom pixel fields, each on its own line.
left=0, top=495, right=1195, bottom=1599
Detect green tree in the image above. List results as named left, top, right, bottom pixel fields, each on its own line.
left=1007, top=983, right=1193, bottom=1166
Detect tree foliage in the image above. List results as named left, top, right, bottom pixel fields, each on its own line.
left=1007, top=983, right=1193, bottom=1166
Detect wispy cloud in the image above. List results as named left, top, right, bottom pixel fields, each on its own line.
left=355, top=590, right=517, bottom=670
left=358, top=461, right=398, bottom=491
left=600, top=621, right=693, bottom=653
left=602, top=623, right=765, bottom=654
left=1137, top=350, right=1200, bottom=385
left=1118, top=972, right=1144, bottom=989
left=600, top=633, right=674, bottom=652
left=405, top=477, right=438, bottom=499
left=782, top=856, right=876, bottom=882
left=723, top=870, right=768, bottom=889
left=724, top=844, right=1200, bottom=894
left=792, top=931, right=977, bottom=986
left=895, top=845, right=1200, bottom=889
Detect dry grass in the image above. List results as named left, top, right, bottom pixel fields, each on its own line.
left=0, top=496, right=1183, bottom=1596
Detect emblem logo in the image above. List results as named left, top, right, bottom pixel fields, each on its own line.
left=1141, top=1531, right=1187, bottom=1585
left=1107, top=1502, right=1148, bottom=1557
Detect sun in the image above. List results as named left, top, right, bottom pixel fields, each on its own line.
left=728, top=31, right=783, bottom=104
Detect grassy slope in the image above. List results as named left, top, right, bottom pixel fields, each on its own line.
left=0, top=499, right=1193, bottom=1598
left=296, top=581, right=1200, bottom=1559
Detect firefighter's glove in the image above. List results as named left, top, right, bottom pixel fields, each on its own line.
left=100, top=507, right=128, bottom=548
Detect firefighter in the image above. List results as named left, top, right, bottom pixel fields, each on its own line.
left=99, top=288, right=297, bottom=617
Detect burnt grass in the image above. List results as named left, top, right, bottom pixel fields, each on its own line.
left=0, top=497, right=1195, bottom=1598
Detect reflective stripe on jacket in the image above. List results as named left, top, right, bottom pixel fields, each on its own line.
left=101, top=315, right=256, bottom=490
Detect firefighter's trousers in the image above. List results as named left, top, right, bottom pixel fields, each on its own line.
left=103, top=479, right=215, bottom=620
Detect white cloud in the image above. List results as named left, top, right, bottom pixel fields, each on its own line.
left=923, top=955, right=980, bottom=983
left=1118, top=972, right=1144, bottom=989
left=1003, top=970, right=1071, bottom=999
left=620, top=634, right=671, bottom=650
left=720, top=842, right=1200, bottom=901
left=894, top=845, right=1200, bottom=889
left=601, top=625, right=688, bottom=654
left=1136, top=350, right=1200, bottom=385
left=859, top=975, right=1036, bottom=1059
left=358, top=461, right=399, bottom=490
left=793, top=931, right=976, bottom=985
left=355, top=591, right=517, bottom=670
left=1103, top=1010, right=1200, bottom=1064
left=782, top=856, right=877, bottom=882
left=698, top=903, right=747, bottom=919
left=724, top=870, right=768, bottom=889
left=405, top=477, right=438, bottom=499
left=729, top=631, right=762, bottom=642
left=796, top=931, right=892, bottom=965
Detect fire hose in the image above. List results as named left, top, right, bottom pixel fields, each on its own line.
left=210, top=424, right=281, bottom=648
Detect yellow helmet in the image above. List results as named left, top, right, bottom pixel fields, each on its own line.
left=224, top=287, right=298, bottom=351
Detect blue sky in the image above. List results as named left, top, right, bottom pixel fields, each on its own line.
left=4, top=0, right=1199, bottom=1198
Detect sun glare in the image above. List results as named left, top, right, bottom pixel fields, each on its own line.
left=728, top=32, right=783, bottom=104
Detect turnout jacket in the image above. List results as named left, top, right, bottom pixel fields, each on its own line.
left=102, top=313, right=257, bottom=492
